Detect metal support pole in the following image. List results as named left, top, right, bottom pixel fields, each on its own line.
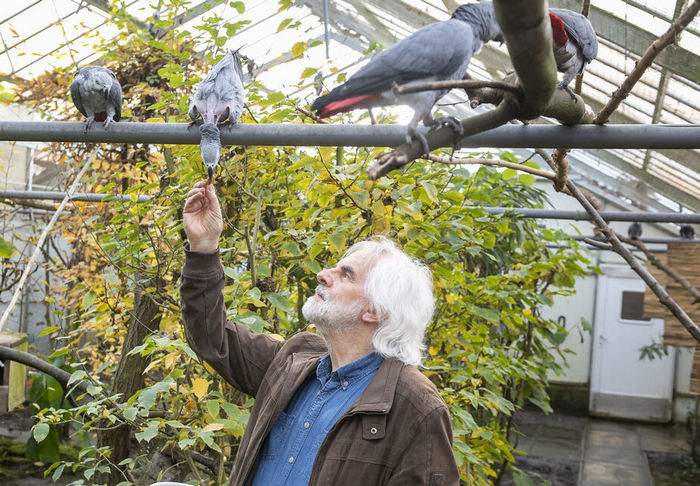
left=0, top=121, right=698, bottom=149
left=322, top=0, right=330, bottom=59
left=570, top=235, right=697, bottom=245
left=2, top=190, right=699, bottom=224
left=0, top=190, right=151, bottom=203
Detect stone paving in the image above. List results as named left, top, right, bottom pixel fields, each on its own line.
left=511, top=409, right=691, bottom=486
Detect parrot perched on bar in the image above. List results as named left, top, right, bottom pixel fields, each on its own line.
left=680, top=224, right=695, bottom=240
left=310, top=1, right=503, bottom=155
left=188, top=50, right=246, bottom=182
left=548, top=8, right=599, bottom=98
left=627, top=222, right=643, bottom=240
left=70, top=66, right=122, bottom=133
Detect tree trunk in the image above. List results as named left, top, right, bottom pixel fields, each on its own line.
left=97, top=280, right=162, bottom=485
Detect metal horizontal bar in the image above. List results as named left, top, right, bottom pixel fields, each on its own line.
left=485, top=208, right=700, bottom=223
left=3, top=190, right=698, bottom=224
left=0, top=122, right=699, bottom=150
left=0, top=190, right=150, bottom=203
left=570, top=235, right=698, bottom=245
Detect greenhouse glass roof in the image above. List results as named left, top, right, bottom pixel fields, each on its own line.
left=0, top=0, right=698, bottom=212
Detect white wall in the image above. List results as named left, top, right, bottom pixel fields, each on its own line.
left=533, top=180, right=691, bottom=396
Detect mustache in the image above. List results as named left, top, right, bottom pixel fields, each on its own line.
left=314, top=286, right=328, bottom=301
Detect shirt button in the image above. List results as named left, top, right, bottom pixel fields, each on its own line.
left=288, top=456, right=295, bottom=464
left=341, top=380, right=349, bottom=388
left=303, top=421, right=311, bottom=429
left=370, top=427, right=378, bottom=435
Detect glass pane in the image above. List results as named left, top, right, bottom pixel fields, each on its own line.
left=620, top=291, right=650, bottom=321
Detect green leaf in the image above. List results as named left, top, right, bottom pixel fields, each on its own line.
left=0, top=237, right=15, bottom=258
left=135, top=426, right=159, bottom=443
left=291, top=42, right=306, bottom=58
left=266, top=292, right=292, bottom=313
left=38, top=325, right=61, bottom=337
left=51, top=463, right=65, bottom=482
left=300, top=67, right=318, bottom=79
left=33, top=423, right=50, bottom=443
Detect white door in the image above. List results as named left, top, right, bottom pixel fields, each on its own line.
left=590, top=271, right=675, bottom=422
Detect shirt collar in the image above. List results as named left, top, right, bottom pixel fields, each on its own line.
left=316, top=352, right=384, bottom=385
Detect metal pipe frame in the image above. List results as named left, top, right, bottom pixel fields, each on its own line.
left=1, top=122, right=699, bottom=149
left=0, top=190, right=150, bottom=203
left=570, top=235, right=697, bottom=245
left=2, top=190, right=698, bottom=224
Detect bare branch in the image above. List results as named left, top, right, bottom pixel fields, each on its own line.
left=392, top=79, right=519, bottom=96
left=619, top=234, right=700, bottom=304
left=594, top=0, right=700, bottom=124
left=426, top=154, right=556, bottom=180
left=537, top=150, right=700, bottom=340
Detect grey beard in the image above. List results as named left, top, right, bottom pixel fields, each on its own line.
left=302, top=294, right=363, bottom=335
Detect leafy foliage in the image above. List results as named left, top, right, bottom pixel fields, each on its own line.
left=5, top=1, right=591, bottom=484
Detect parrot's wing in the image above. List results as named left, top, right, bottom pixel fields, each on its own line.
left=70, top=77, right=87, bottom=117
left=550, top=8, right=598, bottom=63
left=319, top=19, right=473, bottom=102
left=108, top=79, right=123, bottom=121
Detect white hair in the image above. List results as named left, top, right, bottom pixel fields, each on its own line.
left=344, top=237, right=435, bottom=366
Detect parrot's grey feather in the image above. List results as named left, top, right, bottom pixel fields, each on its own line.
left=70, top=79, right=87, bottom=118
left=314, top=19, right=475, bottom=105
left=70, top=66, right=123, bottom=127
left=108, top=79, right=122, bottom=121
left=189, top=50, right=246, bottom=126
left=550, top=8, right=598, bottom=63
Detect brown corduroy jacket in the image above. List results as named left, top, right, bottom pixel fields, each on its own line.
left=180, top=250, right=459, bottom=485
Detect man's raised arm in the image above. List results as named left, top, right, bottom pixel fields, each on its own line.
left=180, top=182, right=283, bottom=396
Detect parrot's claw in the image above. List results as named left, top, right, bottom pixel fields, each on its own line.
left=433, top=116, right=464, bottom=137
left=368, top=151, right=409, bottom=180
left=406, top=127, right=431, bottom=157
left=83, top=117, right=94, bottom=133
left=103, top=117, right=113, bottom=130
left=560, top=83, right=577, bottom=102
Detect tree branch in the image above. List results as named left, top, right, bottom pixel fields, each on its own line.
left=594, top=0, right=700, bottom=124
left=618, top=234, right=700, bottom=304
left=426, top=154, right=557, bottom=180
left=537, top=150, right=700, bottom=340
left=392, top=79, right=519, bottom=96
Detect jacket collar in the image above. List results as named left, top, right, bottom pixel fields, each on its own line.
left=348, top=357, right=404, bottom=414
left=286, top=351, right=404, bottom=415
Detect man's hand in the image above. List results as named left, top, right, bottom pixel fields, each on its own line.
left=183, top=181, right=223, bottom=253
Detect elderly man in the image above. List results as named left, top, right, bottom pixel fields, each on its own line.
left=181, top=181, right=459, bottom=485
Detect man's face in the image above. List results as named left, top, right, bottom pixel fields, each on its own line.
left=302, top=249, right=374, bottom=333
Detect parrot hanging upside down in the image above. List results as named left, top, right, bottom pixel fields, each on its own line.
left=548, top=8, right=599, bottom=99
left=310, top=1, right=503, bottom=156
left=189, top=50, right=246, bottom=183
left=70, top=67, right=122, bottom=133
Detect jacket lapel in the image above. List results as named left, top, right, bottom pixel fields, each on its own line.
left=348, top=357, right=404, bottom=414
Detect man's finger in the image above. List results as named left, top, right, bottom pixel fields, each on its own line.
left=183, top=194, right=204, bottom=213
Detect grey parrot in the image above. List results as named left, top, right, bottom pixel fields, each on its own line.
left=549, top=9, right=599, bottom=98
left=680, top=224, right=695, bottom=240
left=188, top=50, right=245, bottom=182
left=70, top=66, right=122, bottom=132
left=310, top=2, right=503, bottom=155
left=627, top=222, right=642, bottom=240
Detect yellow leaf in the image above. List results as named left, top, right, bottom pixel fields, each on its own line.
left=268, top=333, right=284, bottom=341
left=203, top=422, right=225, bottom=432
left=192, top=377, right=210, bottom=399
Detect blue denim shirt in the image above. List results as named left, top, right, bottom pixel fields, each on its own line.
left=251, top=351, right=384, bottom=485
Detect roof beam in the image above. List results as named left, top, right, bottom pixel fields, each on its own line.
left=549, top=0, right=698, bottom=81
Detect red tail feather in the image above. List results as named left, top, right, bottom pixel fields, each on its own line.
left=549, top=12, right=569, bottom=48
left=318, top=94, right=381, bottom=118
